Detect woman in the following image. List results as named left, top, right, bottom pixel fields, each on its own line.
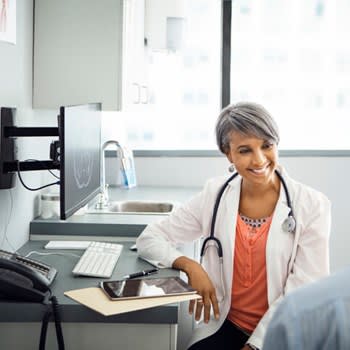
left=136, top=102, right=331, bottom=350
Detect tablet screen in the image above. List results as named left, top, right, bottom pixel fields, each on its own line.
left=101, top=277, right=196, bottom=300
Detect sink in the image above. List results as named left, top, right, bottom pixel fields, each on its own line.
left=109, top=200, right=174, bottom=213
left=88, top=200, right=176, bottom=215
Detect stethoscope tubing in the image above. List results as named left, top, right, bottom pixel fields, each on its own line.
left=199, top=169, right=296, bottom=304
left=200, top=172, right=238, bottom=260
left=200, top=169, right=295, bottom=261
left=275, top=169, right=294, bottom=218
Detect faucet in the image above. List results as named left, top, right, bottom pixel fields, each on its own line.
left=96, top=140, right=125, bottom=209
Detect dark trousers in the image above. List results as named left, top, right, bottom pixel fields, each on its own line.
left=188, top=319, right=249, bottom=350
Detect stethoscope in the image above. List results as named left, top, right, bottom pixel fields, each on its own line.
left=199, top=169, right=296, bottom=301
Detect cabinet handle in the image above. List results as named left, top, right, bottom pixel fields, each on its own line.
left=141, top=85, right=148, bottom=104
left=132, top=83, right=140, bottom=104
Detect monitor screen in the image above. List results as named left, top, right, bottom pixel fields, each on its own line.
left=58, top=103, right=101, bottom=220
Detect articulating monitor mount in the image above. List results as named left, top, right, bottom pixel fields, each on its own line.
left=0, top=107, right=60, bottom=189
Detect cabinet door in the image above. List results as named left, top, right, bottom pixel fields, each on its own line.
left=33, top=0, right=123, bottom=110
left=122, top=0, right=149, bottom=109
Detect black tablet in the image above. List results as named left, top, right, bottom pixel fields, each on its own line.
left=100, top=277, right=197, bottom=301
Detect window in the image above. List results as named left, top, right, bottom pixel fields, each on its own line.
left=229, top=0, right=350, bottom=150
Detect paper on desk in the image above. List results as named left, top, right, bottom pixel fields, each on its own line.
left=64, top=287, right=201, bottom=316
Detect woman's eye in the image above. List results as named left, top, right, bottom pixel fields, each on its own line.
left=239, top=149, right=250, bottom=154
left=262, top=143, right=273, bottom=149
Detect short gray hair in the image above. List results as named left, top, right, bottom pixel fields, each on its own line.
left=215, top=102, right=280, bottom=154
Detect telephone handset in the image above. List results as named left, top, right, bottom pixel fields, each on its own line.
left=0, top=249, right=57, bottom=302
left=0, top=250, right=64, bottom=349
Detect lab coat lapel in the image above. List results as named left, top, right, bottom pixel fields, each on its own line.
left=268, top=188, right=290, bottom=242
left=217, top=179, right=241, bottom=298
left=267, top=166, right=293, bottom=257
left=266, top=183, right=291, bottom=301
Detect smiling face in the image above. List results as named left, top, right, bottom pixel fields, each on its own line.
left=226, top=131, right=279, bottom=188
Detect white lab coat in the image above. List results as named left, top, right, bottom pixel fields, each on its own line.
left=136, top=166, right=331, bottom=349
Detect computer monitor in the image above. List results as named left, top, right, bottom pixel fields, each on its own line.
left=58, top=103, right=102, bottom=220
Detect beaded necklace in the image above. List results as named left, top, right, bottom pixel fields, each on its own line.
left=239, top=214, right=269, bottom=236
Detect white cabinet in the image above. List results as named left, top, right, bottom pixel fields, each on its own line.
left=33, top=0, right=123, bottom=110
left=122, top=0, right=186, bottom=110
left=122, top=0, right=149, bottom=109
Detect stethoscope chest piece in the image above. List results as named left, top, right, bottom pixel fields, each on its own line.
left=282, top=215, right=296, bottom=233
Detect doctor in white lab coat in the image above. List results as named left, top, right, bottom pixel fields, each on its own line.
left=136, top=102, right=331, bottom=350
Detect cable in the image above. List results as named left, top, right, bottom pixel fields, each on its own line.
left=50, top=295, right=65, bottom=350
left=39, top=291, right=65, bottom=350
left=39, top=298, right=52, bottom=350
left=4, top=189, right=15, bottom=251
left=0, top=189, right=15, bottom=251
left=25, top=251, right=81, bottom=259
left=16, top=161, right=60, bottom=191
left=48, top=170, right=60, bottom=180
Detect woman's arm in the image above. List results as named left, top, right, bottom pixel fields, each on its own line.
left=136, top=191, right=205, bottom=267
left=137, top=178, right=224, bottom=322
left=173, top=256, right=220, bottom=323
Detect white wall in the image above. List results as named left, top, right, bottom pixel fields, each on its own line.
left=133, top=155, right=350, bottom=273
left=0, top=0, right=55, bottom=251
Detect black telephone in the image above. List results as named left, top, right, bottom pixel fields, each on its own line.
left=0, top=249, right=57, bottom=302
left=0, top=250, right=64, bottom=349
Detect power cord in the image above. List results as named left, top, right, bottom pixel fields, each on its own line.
left=16, top=161, right=60, bottom=191
left=25, top=251, right=81, bottom=259
left=0, top=189, right=15, bottom=252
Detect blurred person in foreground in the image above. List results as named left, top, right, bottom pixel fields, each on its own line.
left=263, top=266, right=350, bottom=350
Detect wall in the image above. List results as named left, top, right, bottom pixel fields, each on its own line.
left=0, top=0, right=54, bottom=251
left=131, top=155, right=350, bottom=273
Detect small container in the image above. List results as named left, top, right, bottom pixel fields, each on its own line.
left=41, top=193, right=60, bottom=219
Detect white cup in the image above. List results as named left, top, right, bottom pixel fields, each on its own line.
left=41, top=193, right=60, bottom=219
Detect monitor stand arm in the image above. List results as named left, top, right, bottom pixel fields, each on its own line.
left=3, top=160, right=60, bottom=173
left=0, top=116, right=60, bottom=189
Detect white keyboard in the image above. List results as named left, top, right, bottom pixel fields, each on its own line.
left=72, top=242, right=123, bottom=278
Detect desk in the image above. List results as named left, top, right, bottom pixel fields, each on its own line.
left=0, top=240, right=182, bottom=350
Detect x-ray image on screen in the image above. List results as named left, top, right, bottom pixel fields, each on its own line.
left=73, top=149, right=94, bottom=189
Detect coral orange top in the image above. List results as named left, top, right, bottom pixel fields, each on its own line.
left=227, top=214, right=272, bottom=333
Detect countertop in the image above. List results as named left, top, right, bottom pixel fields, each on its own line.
left=30, top=186, right=200, bottom=238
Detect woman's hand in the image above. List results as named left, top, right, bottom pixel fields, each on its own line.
left=173, top=256, right=219, bottom=323
left=240, top=345, right=252, bottom=350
